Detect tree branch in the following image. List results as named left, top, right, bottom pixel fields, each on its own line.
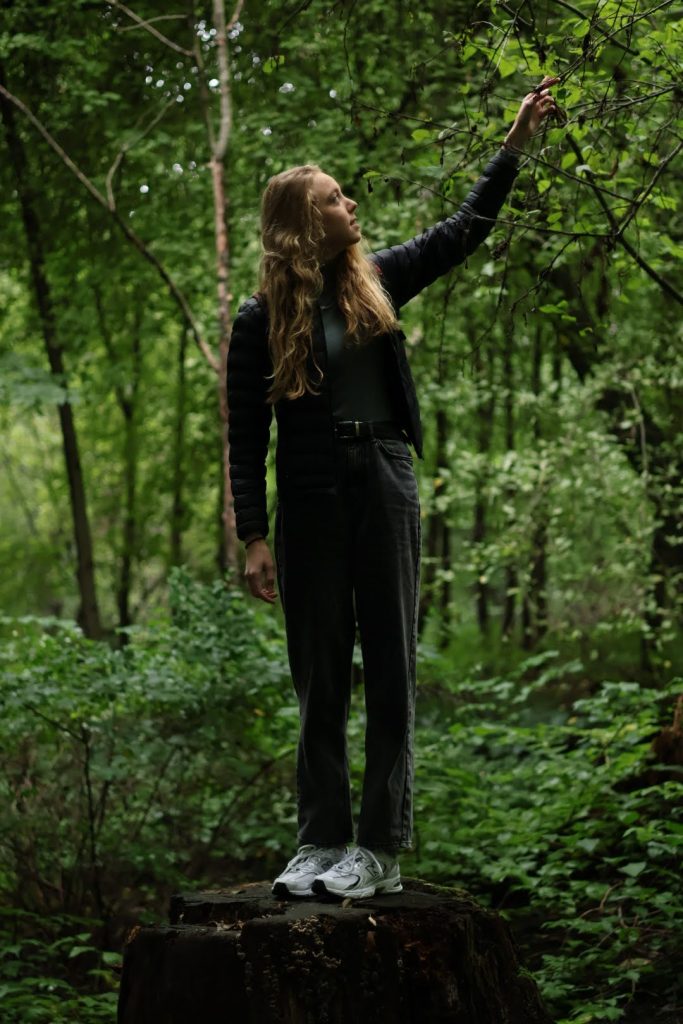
left=0, top=82, right=219, bottom=371
left=226, top=0, right=244, bottom=32
left=614, top=138, right=683, bottom=239
left=105, top=96, right=177, bottom=210
left=105, top=0, right=194, bottom=57
left=566, top=133, right=683, bottom=306
left=118, top=14, right=187, bottom=31
left=559, top=0, right=678, bottom=83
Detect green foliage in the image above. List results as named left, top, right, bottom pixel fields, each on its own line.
left=403, top=649, right=682, bottom=1021
left=0, top=567, right=296, bottom=909
left=1, top=581, right=681, bottom=1020
left=0, top=908, right=118, bottom=1023
left=1, top=0, right=682, bottom=1019
left=1, top=0, right=682, bottom=641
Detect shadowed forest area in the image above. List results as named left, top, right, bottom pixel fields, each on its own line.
left=0, top=0, right=681, bottom=1021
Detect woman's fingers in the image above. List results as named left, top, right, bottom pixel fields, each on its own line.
left=529, top=76, right=561, bottom=101
left=245, top=550, right=278, bottom=603
left=262, top=566, right=277, bottom=603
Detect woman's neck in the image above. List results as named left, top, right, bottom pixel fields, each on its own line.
left=320, top=252, right=342, bottom=274
left=319, top=258, right=339, bottom=301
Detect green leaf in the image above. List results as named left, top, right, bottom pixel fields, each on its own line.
left=262, top=55, right=284, bottom=74
left=68, top=945, right=94, bottom=959
left=620, top=862, right=647, bottom=878
left=498, top=56, right=517, bottom=78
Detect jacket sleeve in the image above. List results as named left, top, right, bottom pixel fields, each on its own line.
left=369, top=148, right=521, bottom=309
left=227, top=299, right=273, bottom=542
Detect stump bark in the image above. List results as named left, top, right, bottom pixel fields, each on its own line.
left=117, top=877, right=553, bottom=1024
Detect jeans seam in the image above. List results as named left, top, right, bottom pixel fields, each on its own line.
left=399, top=510, right=420, bottom=844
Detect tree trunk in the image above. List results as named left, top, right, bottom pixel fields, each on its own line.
left=211, top=0, right=238, bottom=574
left=549, top=263, right=683, bottom=662
left=418, top=285, right=453, bottom=645
left=501, top=313, right=517, bottom=640
left=418, top=408, right=450, bottom=647
left=0, top=61, right=103, bottom=638
left=170, top=324, right=189, bottom=568
left=434, top=407, right=452, bottom=650
left=522, top=320, right=548, bottom=649
left=117, top=879, right=553, bottom=1024
left=92, top=283, right=144, bottom=641
left=117, top=303, right=142, bottom=637
left=472, top=336, right=496, bottom=638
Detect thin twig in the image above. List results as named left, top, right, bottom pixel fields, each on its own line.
left=614, top=138, right=683, bottom=239
left=118, top=14, right=186, bottom=31
left=105, top=0, right=194, bottom=56
left=565, top=133, right=683, bottom=305
left=558, top=0, right=677, bottom=83
left=105, top=97, right=177, bottom=210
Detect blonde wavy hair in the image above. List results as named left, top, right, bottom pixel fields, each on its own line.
left=258, top=163, right=399, bottom=404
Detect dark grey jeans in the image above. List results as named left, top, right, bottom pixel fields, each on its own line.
left=274, top=434, right=421, bottom=853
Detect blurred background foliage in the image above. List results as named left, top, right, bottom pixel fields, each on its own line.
left=0, top=0, right=681, bottom=1020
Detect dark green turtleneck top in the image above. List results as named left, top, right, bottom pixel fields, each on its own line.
left=317, top=262, right=397, bottom=422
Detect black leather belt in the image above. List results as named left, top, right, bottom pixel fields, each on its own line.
left=333, top=419, right=405, bottom=441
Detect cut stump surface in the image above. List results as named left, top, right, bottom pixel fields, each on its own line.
left=117, top=877, right=552, bottom=1024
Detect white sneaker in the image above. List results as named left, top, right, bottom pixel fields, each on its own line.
left=272, top=844, right=349, bottom=898
left=312, top=845, right=402, bottom=899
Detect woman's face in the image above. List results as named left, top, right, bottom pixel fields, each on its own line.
left=311, top=172, right=360, bottom=262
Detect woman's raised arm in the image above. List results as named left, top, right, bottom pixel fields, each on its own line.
left=369, top=76, right=560, bottom=310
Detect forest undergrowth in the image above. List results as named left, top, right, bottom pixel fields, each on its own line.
left=0, top=569, right=680, bottom=1023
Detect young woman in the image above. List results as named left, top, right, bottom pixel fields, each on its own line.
left=227, top=77, right=559, bottom=900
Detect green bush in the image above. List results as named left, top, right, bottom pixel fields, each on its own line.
left=0, top=908, right=118, bottom=1023
left=0, top=566, right=298, bottom=915
left=404, top=651, right=682, bottom=1022
left=0, top=576, right=680, bottom=1023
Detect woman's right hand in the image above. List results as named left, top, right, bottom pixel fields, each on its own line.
left=244, top=540, right=278, bottom=604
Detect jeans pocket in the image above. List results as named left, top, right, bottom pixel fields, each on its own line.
left=376, top=438, right=413, bottom=463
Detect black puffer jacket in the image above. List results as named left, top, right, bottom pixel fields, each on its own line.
left=227, top=147, right=520, bottom=542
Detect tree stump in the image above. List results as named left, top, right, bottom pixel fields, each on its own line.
left=117, top=877, right=552, bottom=1024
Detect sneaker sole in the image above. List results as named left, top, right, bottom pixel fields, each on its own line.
left=271, top=881, right=315, bottom=899
left=311, top=878, right=403, bottom=899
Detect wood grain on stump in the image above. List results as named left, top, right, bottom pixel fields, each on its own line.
left=117, top=877, right=552, bottom=1024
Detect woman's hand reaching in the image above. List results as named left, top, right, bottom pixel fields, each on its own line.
left=503, top=75, right=561, bottom=153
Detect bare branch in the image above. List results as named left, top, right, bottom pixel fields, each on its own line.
left=226, top=0, right=245, bottom=32
left=0, top=82, right=219, bottom=371
left=118, top=14, right=187, bottom=32
left=567, top=85, right=679, bottom=120
left=614, top=138, right=682, bottom=239
left=544, top=0, right=638, bottom=54
left=105, top=97, right=177, bottom=210
left=105, top=0, right=194, bottom=57
left=559, top=0, right=678, bottom=83
left=566, top=133, right=683, bottom=306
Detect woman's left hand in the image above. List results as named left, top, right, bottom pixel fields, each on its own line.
left=504, top=75, right=561, bottom=152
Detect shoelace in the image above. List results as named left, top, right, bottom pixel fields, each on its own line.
left=286, top=846, right=341, bottom=874
left=331, top=847, right=377, bottom=873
